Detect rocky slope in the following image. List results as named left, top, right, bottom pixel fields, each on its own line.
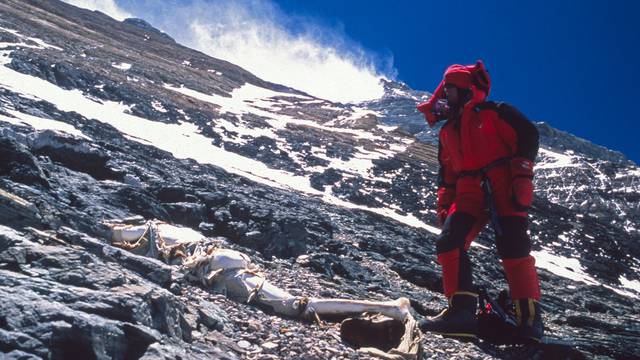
left=0, top=1, right=639, bottom=359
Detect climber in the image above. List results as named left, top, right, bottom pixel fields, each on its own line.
left=416, top=60, right=543, bottom=343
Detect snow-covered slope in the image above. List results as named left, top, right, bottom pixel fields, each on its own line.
left=1, top=1, right=639, bottom=359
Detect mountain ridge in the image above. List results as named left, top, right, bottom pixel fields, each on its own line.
left=1, top=1, right=639, bottom=359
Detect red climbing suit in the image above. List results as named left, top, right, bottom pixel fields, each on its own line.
left=417, top=61, right=541, bottom=301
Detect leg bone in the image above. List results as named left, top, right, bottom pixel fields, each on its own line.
left=303, top=297, right=411, bottom=321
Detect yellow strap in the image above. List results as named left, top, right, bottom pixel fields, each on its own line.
left=527, top=298, right=536, bottom=327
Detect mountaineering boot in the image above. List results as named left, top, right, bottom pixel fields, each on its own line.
left=419, top=292, right=478, bottom=339
left=515, top=298, right=544, bottom=343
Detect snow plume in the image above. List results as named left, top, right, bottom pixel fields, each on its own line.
left=115, top=0, right=395, bottom=103
left=62, top=0, right=132, bottom=21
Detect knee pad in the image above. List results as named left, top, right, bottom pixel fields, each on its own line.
left=436, top=212, right=477, bottom=254
left=495, top=216, right=531, bottom=259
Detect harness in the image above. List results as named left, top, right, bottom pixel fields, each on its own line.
left=458, top=157, right=511, bottom=236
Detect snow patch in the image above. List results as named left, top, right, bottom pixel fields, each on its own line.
left=212, top=117, right=277, bottom=145
left=322, top=191, right=439, bottom=234
left=619, top=276, right=640, bottom=294
left=165, top=83, right=388, bottom=141
left=151, top=101, right=167, bottom=113
left=0, top=26, right=63, bottom=52
left=0, top=64, right=437, bottom=233
left=534, top=249, right=639, bottom=299
left=0, top=109, right=89, bottom=139
left=532, top=249, right=600, bottom=286
left=111, top=62, right=132, bottom=71
left=377, top=124, right=398, bottom=132
left=537, top=148, right=578, bottom=169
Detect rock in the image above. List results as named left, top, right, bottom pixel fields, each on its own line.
left=162, top=202, right=206, bottom=227
left=56, top=227, right=173, bottom=288
left=0, top=188, right=43, bottom=229
left=237, top=340, right=251, bottom=349
left=169, top=281, right=182, bottom=295
left=390, top=262, right=443, bottom=294
left=0, top=137, right=50, bottom=188
left=153, top=186, right=188, bottom=203
left=226, top=221, right=248, bottom=241
left=122, top=18, right=176, bottom=43
left=303, top=252, right=373, bottom=282
left=121, top=323, right=162, bottom=359
left=372, top=156, right=403, bottom=172
left=212, top=209, right=232, bottom=226
left=0, top=2, right=638, bottom=358
left=123, top=173, right=143, bottom=187
left=197, top=191, right=229, bottom=207
left=229, top=200, right=251, bottom=222
left=249, top=208, right=272, bottom=222
left=261, top=341, right=279, bottom=352
left=324, top=142, right=355, bottom=161
left=262, top=218, right=308, bottom=259
left=197, top=300, right=228, bottom=331
left=584, top=300, right=610, bottom=313
left=0, top=329, right=48, bottom=359
left=198, top=222, right=217, bottom=236
left=310, top=168, right=342, bottom=191
left=28, top=130, right=123, bottom=181
left=115, top=187, right=171, bottom=221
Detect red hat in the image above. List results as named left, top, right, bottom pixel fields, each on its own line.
left=416, top=60, right=491, bottom=127
left=444, top=64, right=473, bottom=89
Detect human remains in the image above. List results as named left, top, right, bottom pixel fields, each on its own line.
left=107, top=219, right=423, bottom=359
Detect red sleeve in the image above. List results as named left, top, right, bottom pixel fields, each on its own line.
left=417, top=80, right=446, bottom=127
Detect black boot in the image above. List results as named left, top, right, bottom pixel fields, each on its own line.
left=419, top=292, right=478, bottom=339
left=515, top=298, right=544, bottom=343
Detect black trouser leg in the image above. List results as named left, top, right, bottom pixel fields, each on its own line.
left=436, top=212, right=477, bottom=297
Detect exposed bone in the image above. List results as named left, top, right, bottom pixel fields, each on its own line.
left=184, top=248, right=413, bottom=323
left=303, top=297, right=410, bottom=322
left=108, top=219, right=422, bottom=359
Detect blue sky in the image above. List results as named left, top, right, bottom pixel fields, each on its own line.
left=270, top=0, right=640, bottom=163
left=67, top=0, right=639, bottom=163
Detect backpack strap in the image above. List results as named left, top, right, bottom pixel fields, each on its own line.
left=474, top=101, right=539, bottom=162
left=473, top=101, right=499, bottom=113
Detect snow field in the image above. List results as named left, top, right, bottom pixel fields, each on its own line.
left=0, top=62, right=438, bottom=233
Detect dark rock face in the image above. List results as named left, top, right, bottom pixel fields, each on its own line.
left=122, top=18, right=176, bottom=43
left=310, top=167, right=342, bottom=190
left=30, top=130, right=124, bottom=181
left=0, top=1, right=638, bottom=359
left=0, top=226, right=234, bottom=359
left=0, top=137, right=50, bottom=188
left=536, top=122, right=630, bottom=164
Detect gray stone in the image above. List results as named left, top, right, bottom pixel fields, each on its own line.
left=196, top=300, right=228, bottom=331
